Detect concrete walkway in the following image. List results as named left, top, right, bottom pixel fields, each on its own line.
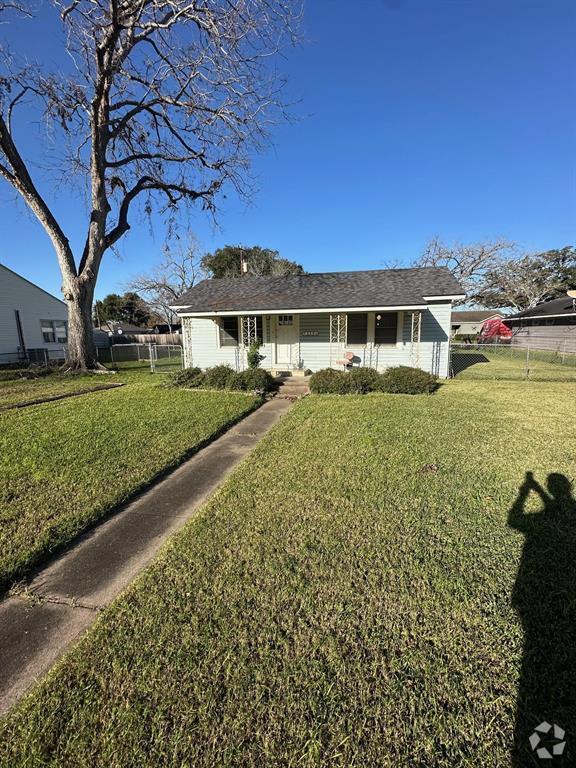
left=0, top=396, right=294, bottom=716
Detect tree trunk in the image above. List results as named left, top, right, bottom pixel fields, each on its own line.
left=63, top=277, right=102, bottom=371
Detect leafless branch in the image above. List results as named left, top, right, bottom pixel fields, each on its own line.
left=0, top=0, right=301, bottom=366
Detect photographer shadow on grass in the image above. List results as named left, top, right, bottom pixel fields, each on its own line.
left=509, top=471, right=576, bottom=766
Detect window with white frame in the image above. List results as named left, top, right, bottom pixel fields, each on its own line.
left=330, top=313, right=347, bottom=343
left=219, top=316, right=239, bottom=346
left=41, top=319, right=67, bottom=343
left=278, top=315, right=293, bottom=326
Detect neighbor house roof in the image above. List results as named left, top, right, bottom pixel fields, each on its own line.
left=451, top=310, right=503, bottom=323
left=173, top=267, right=464, bottom=315
left=505, top=296, right=576, bottom=322
left=0, top=263, right=66, bottom=306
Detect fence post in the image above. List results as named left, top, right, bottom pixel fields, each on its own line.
left=524, top=345, right=530, bottom=380
left=149, top=342, right=155, bottom=373
left=110, top=345, right=114, bottom=364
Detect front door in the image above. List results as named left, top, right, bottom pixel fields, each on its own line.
left=276, top=315, right=296, bottom=366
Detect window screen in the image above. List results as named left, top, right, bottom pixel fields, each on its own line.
left=54, top=321, right=68, bottom=343
left=219, top=316, right=239, bottom=346
left=41, top=320, right=56, bottom=343
left=346, top=313, right=368, bottom=345
left=374, top=312, right=398, bottom=344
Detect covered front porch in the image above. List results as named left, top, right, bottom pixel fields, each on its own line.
left=181, top=308, right=434, bottom=375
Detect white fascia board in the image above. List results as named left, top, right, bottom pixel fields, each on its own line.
left=423, top=294, right=466, bottom=301
left=176, top=304, right=429, bottom=317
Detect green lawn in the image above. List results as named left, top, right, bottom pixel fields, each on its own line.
left=0, top=373, right=121, bottom=408
left=453, top=345, right=576, bottom=381
left=1, top=378, right=575, bottom=766
left=0, top=372, right=258, bottom=588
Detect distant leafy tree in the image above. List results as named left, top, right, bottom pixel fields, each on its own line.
left=94, top=292, right=151, bottom=327
left=201, top=245, right=304, bottom=279
left=477, top=246, right=576, bottom=311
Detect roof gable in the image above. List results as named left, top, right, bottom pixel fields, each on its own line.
left=451, top=310, right=504, bottom=323
left=0, top=263, right=66, bottom=307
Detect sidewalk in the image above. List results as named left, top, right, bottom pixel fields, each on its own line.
left=0, top=396, right=294, bottom=716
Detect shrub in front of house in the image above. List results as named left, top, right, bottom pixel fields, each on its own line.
left=169, top=364, right=234, bottom=390
left=309, top=368, right=351, bottom=394
left=346, top=367, right=382, bottom=394
left=171, top=365, right=274, bottom=393
left=201, top=364, right=238, bottom=389
left=170, top=367, right=203, bottom=387
left=246, top=341, right=265, bottom=369
left=379, top=365, right=438, bottom=394
left=309, top=365, right=438, bottom=395
left=230, top=368, right=275, bottom=392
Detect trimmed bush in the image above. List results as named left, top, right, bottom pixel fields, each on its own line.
left=347, top=367, right=381, bottom=394
left=202, top=365, right=237, bottom=389
left=379, top=365, right=438, bottom=395
left=170, top=367, right=203, bottom=387
left=230, top=368, right=275, bottom=392
left=171, top=365, right=274, bottom=393
left=309, top=368, right=350, bottom=394
left=310, top=365, right=438, bottom=395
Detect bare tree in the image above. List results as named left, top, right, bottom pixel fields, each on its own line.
left=0, top=3, right=32, bottom=18
left=0, top=1, right=300, bottom=369
left=478, top=247, right=576, bottom=311
left=414, top=236, right=516, bottom=305
left=127, top=235, right=203, bottom=330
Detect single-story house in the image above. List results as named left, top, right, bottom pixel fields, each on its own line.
left=0, top=263, right=68, bottom=364
left=172, top=267, right=465, bottom=378
left=451, top=310, right=505, bottom=338
left=504, top=295, right=576, bottom=354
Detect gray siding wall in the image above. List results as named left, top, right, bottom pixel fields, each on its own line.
left=511, top=324, right=576, bottom=354
left=0, top=265, right=68, bottom=360
left=180, top=302, right=453, bottom=377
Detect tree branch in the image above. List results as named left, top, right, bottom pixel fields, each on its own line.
left=0, top=114, right=76, bottom=280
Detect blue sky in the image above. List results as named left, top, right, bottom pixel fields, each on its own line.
left=0, top=0, right=574, bottom=299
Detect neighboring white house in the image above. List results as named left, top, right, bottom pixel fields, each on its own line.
left=173, top=267, right=465, bottom=378
left=0, top=263, right=68, bottom=364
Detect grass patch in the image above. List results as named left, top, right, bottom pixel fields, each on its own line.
left=0, top=371, right=258, bottom=587
left=0, top=373, right=120, bottom=407
left=453, top=346, right=576, bottom=381
left=1, top=379, right=575, bottom=765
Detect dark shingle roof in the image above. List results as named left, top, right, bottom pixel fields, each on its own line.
left=451, top=310, right=504, bottom=323
left=506, top=296, right=576, bottom=321
left=173, top=267, right=464, bottom=313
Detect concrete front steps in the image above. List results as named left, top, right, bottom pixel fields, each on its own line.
left=274, top=374, right=311, bottom=399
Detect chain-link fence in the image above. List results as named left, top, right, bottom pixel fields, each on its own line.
left=451, top=340, right=576, bottom=381
left=0, top=348, right=67, bottom=368
left=96, top=343, right=183, bottom=373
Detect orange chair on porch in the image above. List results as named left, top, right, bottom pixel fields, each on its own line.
left=336, top=351, right=355, bottom=370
